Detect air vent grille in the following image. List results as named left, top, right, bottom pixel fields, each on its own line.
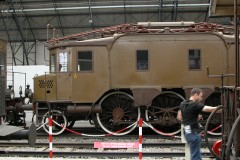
left=39, top=80, right=53, bottom=88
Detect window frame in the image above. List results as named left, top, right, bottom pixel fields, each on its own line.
left=136, top=50, right=149, bottom=72
left=188, top=49, right=202, bottom=71
left=77, top=50, right=94, bottom=72
left=50, top=54, right=56, bottom=73
left=58, top=50, right=69, bottom=73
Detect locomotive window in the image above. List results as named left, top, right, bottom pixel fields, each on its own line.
left=136, top=50, right=148, bottom=71
left=78, top=51, right=92, bottom=71
left=0, top=52, right=5, bottom=75
left=59, top=51, right=68, bottom=72
left=50, top=54, right=56, bottom=72
left=188, top=49, right=201, bottom=70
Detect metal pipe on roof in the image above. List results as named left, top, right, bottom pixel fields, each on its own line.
left=138, top=21, right=195, bottom=27
left=1, top=4, right=210, bottom=13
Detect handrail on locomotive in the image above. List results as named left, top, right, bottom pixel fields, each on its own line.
left=45, top=22, right=230, bottom=45
left=204, top=66, right=240, bottom=159
left=207, top=66, right=235, bottom=87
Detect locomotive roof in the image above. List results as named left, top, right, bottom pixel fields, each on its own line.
left=46, top=22, right=235, bottom=49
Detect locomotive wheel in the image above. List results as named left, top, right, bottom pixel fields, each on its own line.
left=41, top=110, right=67, bottom=135
left=203, top=92, right=222, bottom=136
left=145, top=91, right=184, bottom=135
left=96, top=92, right=140, bottom=136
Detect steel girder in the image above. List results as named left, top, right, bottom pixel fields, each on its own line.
left=1, top=0, right=37, bottom=65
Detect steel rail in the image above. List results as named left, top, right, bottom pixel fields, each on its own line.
left=0, top=141, right=214, bottom=148
left=36, top=132, right=221, bottom=139
left=0, top=142, right=185, bottom=147
left=0, top=150, right=211, bottom=158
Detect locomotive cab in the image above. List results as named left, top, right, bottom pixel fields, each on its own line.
left=34, top=48, right=72, bottom=102
left=53, top=48, right=72, bottom=100
left=34, top=45, right=110, bottom=102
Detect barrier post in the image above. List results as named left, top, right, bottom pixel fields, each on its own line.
left=181, top=124, right=190, bottom=160
left=139, top=118, right=143, bottom=160
left=49, top=115, right=53, bottom=158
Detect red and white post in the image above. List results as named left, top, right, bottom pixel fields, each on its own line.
left=49, top=115, right=53, bottom=158
left=139, top=118, right=143, bottom=160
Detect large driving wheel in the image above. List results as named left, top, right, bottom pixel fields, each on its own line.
left=145, top=91, right=184, bottom=135
left=96, top=92, right=140, bottom=136
left=203, top=92, right=222, bottom=136
left=41, top=110, right=67, bottom=135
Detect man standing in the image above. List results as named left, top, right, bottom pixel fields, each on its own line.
left=177, top=88, right=220, bottom=160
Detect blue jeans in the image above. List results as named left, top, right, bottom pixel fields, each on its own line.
left=184, top=132, right=202, bottom=160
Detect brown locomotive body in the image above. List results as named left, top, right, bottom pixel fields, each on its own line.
left=34, top=22, right=235, bottom=135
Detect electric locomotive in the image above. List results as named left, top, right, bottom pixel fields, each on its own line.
left=34, top=22, right=235, bottom=135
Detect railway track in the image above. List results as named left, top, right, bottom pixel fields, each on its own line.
left=0, top=141, right=213, bottom=158
left=0, top=150, right=212, bottom=158
left=36, top=132, right=180, bottom=139
left=36, top=132, right=220, bottom=139
left=0, top=126, right=219, bottom=159
left=0, top=141, right=185, bottom=148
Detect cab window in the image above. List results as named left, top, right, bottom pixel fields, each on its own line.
left=50, top=54, right=56, bottom=72
left=136, top=50, right=148, bottom=71
left=0, top=52, right=5, bottom=75
left=78, top=51, right=93, bottom=72
left=189, top=49, right=201, bottom=70
left=58, top=51, right=68, bottom=72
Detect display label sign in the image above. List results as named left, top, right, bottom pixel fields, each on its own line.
left=94, top=142, right=139, bottom=148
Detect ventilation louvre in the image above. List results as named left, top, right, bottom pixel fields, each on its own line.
left=39, top=80, right=53, bottom=88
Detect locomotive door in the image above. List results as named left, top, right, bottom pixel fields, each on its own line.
left=56, top=49, right=72, bottom=100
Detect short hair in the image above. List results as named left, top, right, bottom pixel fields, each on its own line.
left=190, top=88, right=203, bottom=96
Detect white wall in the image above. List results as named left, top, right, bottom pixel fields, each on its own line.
left=6, top=65, right=49, bottom=97
left=6, top=41, right=50, bottom=97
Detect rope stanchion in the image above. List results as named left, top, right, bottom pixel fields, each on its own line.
left=52, top=119, right=138, bottom=137
left=49, top=116, right=53, bottom=158
left=200, top=124, right=222, bottom=137
left=139, top=118, right=143, bottom=160
left=208, top=124, right=222, bottom=133
left=143, top=120, right=181, bottom=138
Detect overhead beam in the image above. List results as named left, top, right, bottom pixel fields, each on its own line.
left=205, top=0, right=210, bottom=22
left=158, top=0, right=163, bottom=21
left=88, top=0, right=95, bottom=29
left=0, top=3, right=210, bottom=13
left=0, top=10, right=208, bottom=18
left=0, top=10, right=16, bottom=65
left=172, top=0, right=178, bottom=21
left=19, top=0, right=37, bottom=65
left=8, top=0, right=29, bottom=65
left=53, top=0, right=64, bottom=36
left=123, top=0, right=127, bottom=23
